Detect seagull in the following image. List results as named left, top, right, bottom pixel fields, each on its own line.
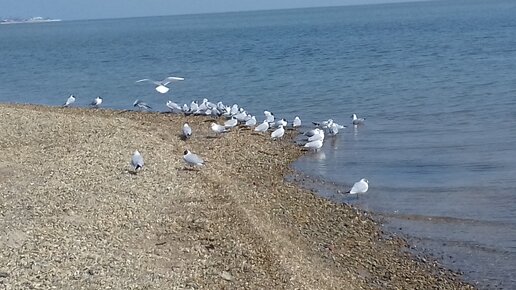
left=346, top=178, right=369, bottom=198
left=190, top=101, right=199, bottom=113
left=131, top=150, right=144, bottom=172
left=275, top=118, right=287, bottom=128
left=224, top=117, right=238, bottom=129
left=183, top=150, right=204, bottom=168
left=133, top=99, right=152, bottom=111
left=166, top=100, right=182, bottom=113
left=264, top=111, right=275, bottom=124
left=271, top=125, right=285, bottom=140
left=308, top=129, right=325, bottom=142
left=62, top=95, right=76, bottom=107
left=303, top=139, right=323, bottom=151
left=211, top=122, right=228, bottom=135
left=351, top=114, right=366, bottom=125
left=182, top=122, right=192, bottom=139
left=328, top=123, right=340, bottom=136
left=303, top=129, right=318, bottom=137
left=235, top=111, right=248, bottom=123
left=292, top=116, right=301, bottom=128
left=136, top=76, right=184, bottom=94
left=254, top=120, right=269, bottom=133
left=312, top=119, right=332, bottom=128
left=245, top=116, right=257, bottom=127
left=90, top=96, right=103, bottom=107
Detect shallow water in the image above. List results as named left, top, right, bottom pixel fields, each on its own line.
left=1, top=1, right=516, bottom=288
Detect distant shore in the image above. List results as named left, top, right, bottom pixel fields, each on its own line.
left=0, top=104, right=474, bottom=289
left=0, top=17, right=61, bottom=24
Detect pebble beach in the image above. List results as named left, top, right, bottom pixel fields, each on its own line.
left=0, top=104, right=474, bottom=289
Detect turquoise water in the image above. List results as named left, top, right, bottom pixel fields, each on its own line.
left=1, top=1, right=516, bottom=288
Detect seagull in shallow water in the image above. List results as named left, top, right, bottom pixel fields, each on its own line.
left=62, top=95, right=76, bottom=107
left=183, top=150, right=205, bottom=167
left=182, top=122, right=192, bottom=139
left=346, top=178, right=369, bottom=198
left=303, top=139, right=323, bottom=151
left=133, top=99, right=152, bottom=111
left=307, top=128, right=325, bottom=142
left=90, top=96, right=103, bottom=107
left=136, top=76, right=184, bottom=94
left=351, top=114, right=366, bottom=126
left=131, top=150, right=144, bottom=172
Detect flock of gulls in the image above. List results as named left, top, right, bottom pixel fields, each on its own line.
left=61, top=76, right=369, bottom=197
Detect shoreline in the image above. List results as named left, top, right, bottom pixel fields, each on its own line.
left=0, top=104, right=474, bottom=289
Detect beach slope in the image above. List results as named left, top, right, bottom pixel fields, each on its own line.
left=0, top=105, right=473, bottom=289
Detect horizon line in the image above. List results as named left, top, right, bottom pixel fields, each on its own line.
left=3, top=0, right=432, bottom=22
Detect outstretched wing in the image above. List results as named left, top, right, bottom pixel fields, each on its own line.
left=162, top=76, right=184, bottom=85
left=136, top=78, right=161, bottom=86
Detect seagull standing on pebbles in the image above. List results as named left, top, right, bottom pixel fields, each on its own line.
left=63, top=95, right=76, bottom=107
left=276, top=118, right=287, bottom=128
left=166, top=100, right=182, bottom=113
left=183, top=150, right=205, bottom=168
left=90, top=96, right=103, bottom=108
left=131, top=150, right=144, bottom=172
left=211, top=123, right=228, bottom=135
left=136, top=76, right=184, bottom=94
left=245, top=116, right=257, bottom=127
left=182, top=122, right=192, bottom=139
left=254, top=120, right=269, bottom=133
left=264, top=111, right=275, bottom=124
left=271, top=125, right=285, bottom=140
left=224, top=117, right=238, bottom=129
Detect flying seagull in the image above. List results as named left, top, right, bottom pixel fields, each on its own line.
left=136, top=76, right=184, bottom=94
left=62, top=95, right=76, bottom=107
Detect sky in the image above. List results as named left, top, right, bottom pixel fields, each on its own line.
left=0, top=0, right=425, bottom=20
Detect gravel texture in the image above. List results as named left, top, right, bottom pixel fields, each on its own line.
left=0, top=104, right=475, bottom=289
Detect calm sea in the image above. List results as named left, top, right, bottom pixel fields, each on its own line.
left=1, top=0, right=516, bottom=288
